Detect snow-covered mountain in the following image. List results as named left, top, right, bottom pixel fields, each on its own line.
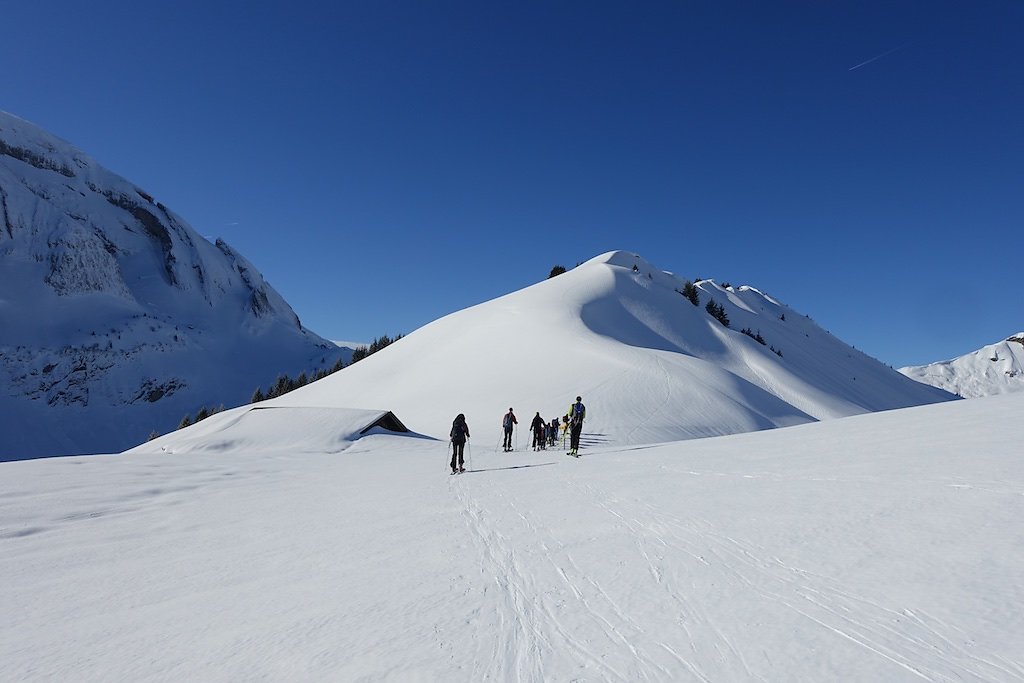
left=0, top=112, right=344, bottom=459
left=225, top=250, right=951, bottom=448
left=900, top=333, right=1024, bottom=398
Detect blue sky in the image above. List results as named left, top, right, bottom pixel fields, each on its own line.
left=3, top=1, right=1020, bottom=367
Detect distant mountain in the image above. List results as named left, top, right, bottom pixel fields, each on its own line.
left=900, top=334, right=1024, bottom=398
left=0, top=112, right=344, bottom=459
left=149, top=250, right=955, bottom=454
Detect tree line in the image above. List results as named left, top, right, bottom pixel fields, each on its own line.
left=172, top=333, right=403, bottom=432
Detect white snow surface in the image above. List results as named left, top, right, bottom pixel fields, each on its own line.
left=900, top=333, right=1024, bottom=398
left=3, top=392, right=1022, bottom=681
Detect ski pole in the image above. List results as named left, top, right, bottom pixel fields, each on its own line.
left=466, top=440, right=473, bottom=471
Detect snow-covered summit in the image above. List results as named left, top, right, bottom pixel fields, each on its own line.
left=0, top=112, right=344, bottom=459
left=900, top=333, right=1024, bottom=398
left=142, top=249, right=954, bottom=454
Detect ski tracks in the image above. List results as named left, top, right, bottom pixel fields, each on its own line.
left=451, top=476, right=548, bottom=682
left=571, top=481, right=755, bottom=682
left=621, top=493, right=1022, bottom=682
left=448, top=470, right=1021, bottom=682
left=450, top=468, right=736, bottom=681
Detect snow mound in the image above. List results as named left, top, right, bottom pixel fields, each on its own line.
left=129, top=406, right=422, bottom=455
left=253, top=250, right=953, bottom=448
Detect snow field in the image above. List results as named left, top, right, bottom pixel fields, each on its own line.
left=2, top=393, right=1022, bottom=681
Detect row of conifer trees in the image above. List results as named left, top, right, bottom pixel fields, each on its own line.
left=175, top=334, right=403, bottom=431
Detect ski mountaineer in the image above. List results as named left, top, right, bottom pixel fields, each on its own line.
left=450, top=413, right=470, bottom=474
left=530, top=412, right=546, bottom=451
left=568, top=396, right=586, bottom=456
left=502, top=408, right=517, bottom=452
left=548, top=417, right=559, bottom=446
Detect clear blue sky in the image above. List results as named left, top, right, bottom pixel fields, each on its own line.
left=3, top=1, right=1021, bottom=367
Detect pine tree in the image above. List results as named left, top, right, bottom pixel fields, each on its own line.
left=706, top=299, right=730, bottom=327
left=549, top=265, right=566, bottom=278
left=681, top=281, right=700, bottom=306
left=251, top=387, right=265, bottom=403
left=178, top=415, right=192, bottom=430
left=272, top=374, right=292, bottom=397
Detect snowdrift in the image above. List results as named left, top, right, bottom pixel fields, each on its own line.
left=129, top=406, right=421, bottom=456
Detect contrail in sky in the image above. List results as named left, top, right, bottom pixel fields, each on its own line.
left=848, top=44, right=908, bottom=71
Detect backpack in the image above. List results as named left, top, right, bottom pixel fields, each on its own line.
left=451, top=420, right=466, bottom=441
left=571, top=402, right=585, bottom=426
left=503, top=413, right=513, bottom=429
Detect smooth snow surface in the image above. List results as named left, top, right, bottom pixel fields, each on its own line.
left=901, top=333, right=1024, bottom=398
left=2, top=394, right=1022, bottom=681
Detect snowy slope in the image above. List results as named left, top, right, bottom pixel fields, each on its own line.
left=900, top=333, right=1024, bottom=398
left=252, top=250, right=953, bottom=448
left=4, top=392, right=1022, bottom=681
left=0, top=112, right=344, bottom=459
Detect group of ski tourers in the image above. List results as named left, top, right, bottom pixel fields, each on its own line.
left=449, top=396, right=586, bottom=474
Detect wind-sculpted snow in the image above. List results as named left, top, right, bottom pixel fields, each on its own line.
left=0, top=112, right=343, bottom=458
left=3, top=390, right=1021, bottom=680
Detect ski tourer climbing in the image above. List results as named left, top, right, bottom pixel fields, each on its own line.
left=502, top=408, right=517, bottom=452
left=450, top=413, right=470, bottom=473
left=568, top=396, right=585, bottom=456
left=530, top=412, right=546, bottom=451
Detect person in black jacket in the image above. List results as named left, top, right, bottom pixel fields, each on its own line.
left=530, top=411, right=546, bottom=451
left=502, top=408, right=517, bottom=452
left=450, top=413, right=470, bottom=473
left=568, top=396, right=586, bottom=456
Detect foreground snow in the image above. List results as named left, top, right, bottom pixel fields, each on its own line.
left=2, top=394, right=1022, bottom=681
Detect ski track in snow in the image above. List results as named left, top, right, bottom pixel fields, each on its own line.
left=443, top=443, right=1024, bottom=683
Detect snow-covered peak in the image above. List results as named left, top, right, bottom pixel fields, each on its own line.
left=139, top=250, right=954, bottom=455
left=0, top=112, right=344, bottom=458
left=900, top=333, right=1024, bottom=398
